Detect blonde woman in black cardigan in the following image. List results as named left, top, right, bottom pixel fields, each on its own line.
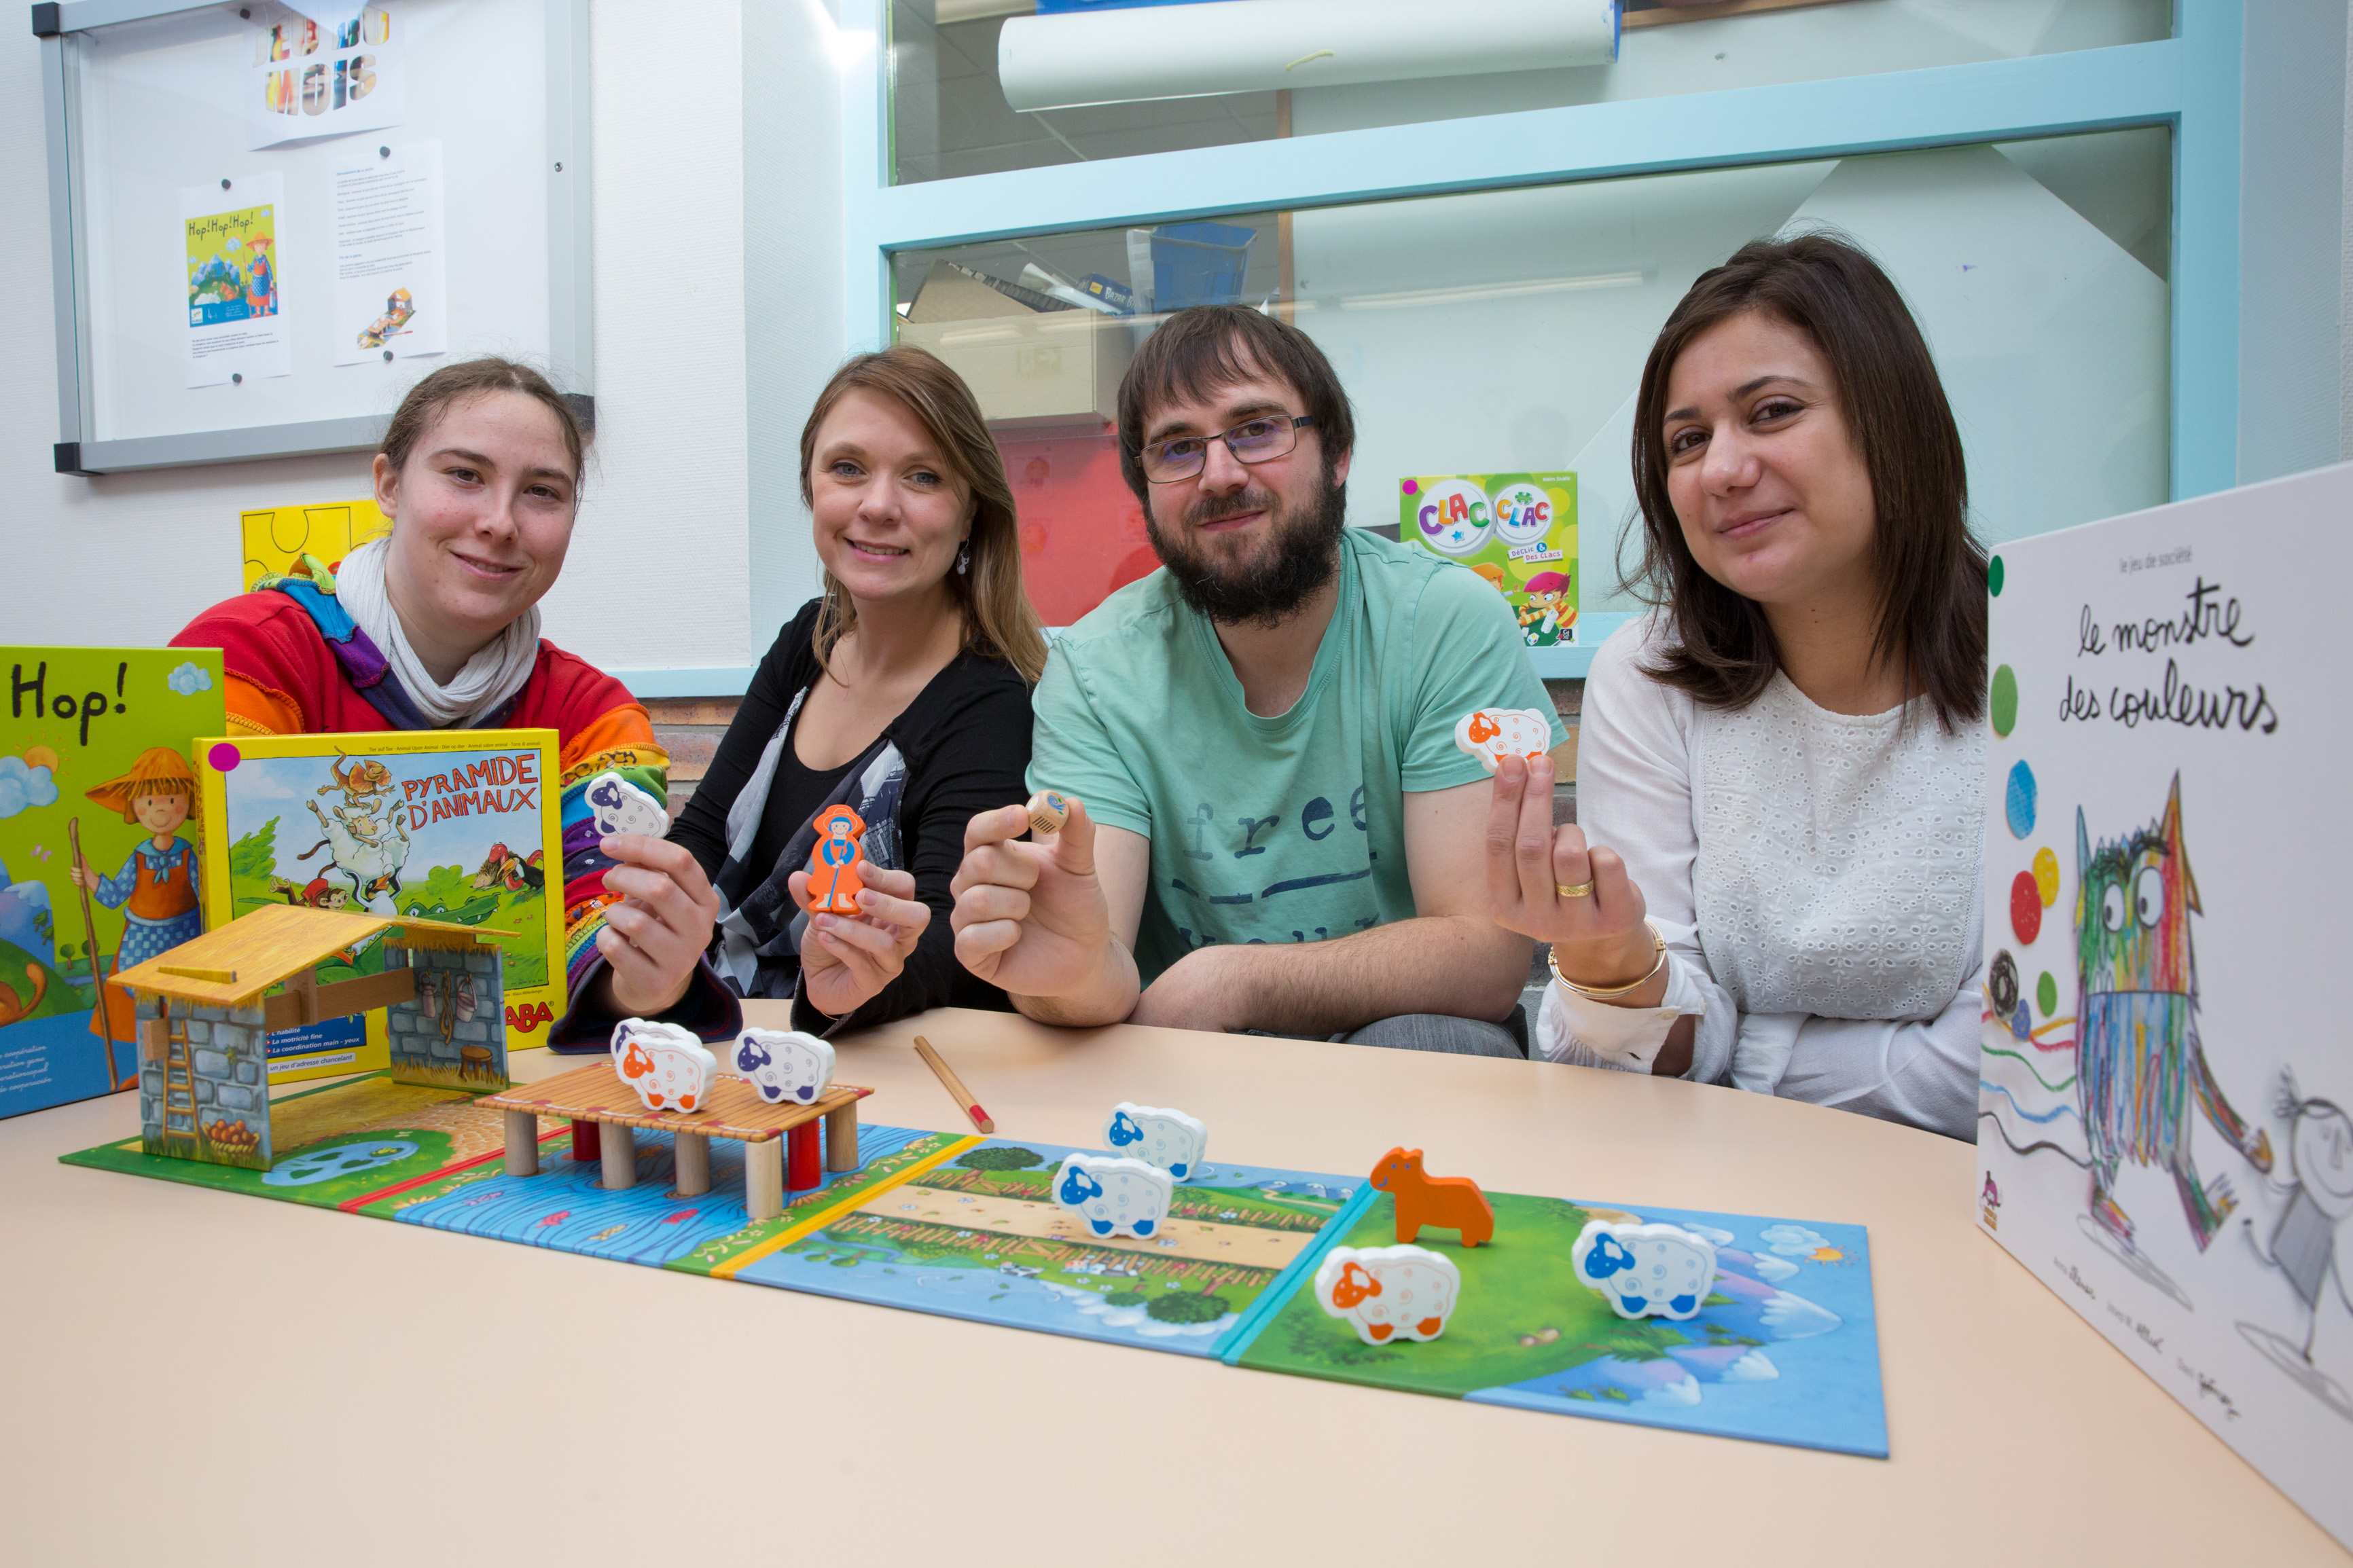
left=616, top=346, right=1046, bottom=1038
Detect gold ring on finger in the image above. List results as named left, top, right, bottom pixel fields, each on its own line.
left=1556, top=881, right=1596, bottom=899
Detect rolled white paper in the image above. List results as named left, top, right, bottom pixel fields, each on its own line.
left=999, top=0, right=1619, bottom=113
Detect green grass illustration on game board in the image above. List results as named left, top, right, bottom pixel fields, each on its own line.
left=759, top=1142, right=1349, bottom=1330
left=58, top=1074, right=498, bottom=1209
left=1241, top=1193, right=1717, bottom=1393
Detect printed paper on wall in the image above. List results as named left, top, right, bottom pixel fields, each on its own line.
left=183, top=176, right=291, bottom=389
left=247, top=3, right=404, bottom=151
left=331, top=140, right=447, bottom=365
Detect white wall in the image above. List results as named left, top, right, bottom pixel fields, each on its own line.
left=744, top=0, right=850, bottom=650
left=0, top=0, right=839, bottom=694
left=556, top=0, right=751, bottom=681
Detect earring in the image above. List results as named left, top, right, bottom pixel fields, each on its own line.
left=956, top=543, right=971, bottom=576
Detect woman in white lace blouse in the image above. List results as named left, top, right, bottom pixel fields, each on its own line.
left=1489, top=234, right=1986, bottom=1139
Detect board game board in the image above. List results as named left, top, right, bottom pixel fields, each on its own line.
left=732, top=1135, right=1363, bottom=1357
left=62, top=1082, right=1886, bottom=1457
left=1231, top=1192, right=1886, bottom=1457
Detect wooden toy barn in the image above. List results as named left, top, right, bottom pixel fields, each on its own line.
left=108, top=904, right=510, bottom=1171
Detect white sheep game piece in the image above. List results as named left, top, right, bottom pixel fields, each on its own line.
left=1052, top=1153, right=1174, bottom=1239
left=1315, top=1243, right=1462, bottom=1345
left=732, top=1027, right=836, bottom=1106
left=1103, top=1101, right=1207, bottom=1182
left=584, top=769, right=669, bottom=839
left=1571, top=1218, right=1719, bottom=1321
left=611, top=1018, right=717, bottom=1113
left=1452, top=708, right=1553, bottom=774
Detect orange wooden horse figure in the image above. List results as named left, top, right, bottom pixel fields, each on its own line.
left=1369, top=1146, right=1495, bottom=1247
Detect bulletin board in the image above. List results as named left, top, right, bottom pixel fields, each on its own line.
left=35, top=0, right=591, bottom=475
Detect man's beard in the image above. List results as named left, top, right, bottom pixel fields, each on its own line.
left=1145, top=466, right=1348, bottom=627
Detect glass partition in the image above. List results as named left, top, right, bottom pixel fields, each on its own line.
left=893, top=128, right=2172, bottom=638
left=888, top=0, right=2172, bottom=185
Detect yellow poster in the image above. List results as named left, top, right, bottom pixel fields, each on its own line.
left=241, top=498, right=391, bottom=591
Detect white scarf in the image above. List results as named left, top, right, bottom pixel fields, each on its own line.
left=334, top=538, right=543, bottom=728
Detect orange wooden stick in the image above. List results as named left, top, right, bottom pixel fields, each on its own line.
left=912, top=1035, right=992, bottom=1134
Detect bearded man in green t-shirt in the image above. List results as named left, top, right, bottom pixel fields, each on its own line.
left=950, top=306, right=1562, bottom=1054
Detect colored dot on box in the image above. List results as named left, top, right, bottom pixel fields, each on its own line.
left=207, top=742, right=241, bottom=773
left=1988, top=555, right=2005, bottom=596
left=2032, top=846, right=2059, bottom=907
left=2009, top=871, right=2043, bottom=944
left=1990, top=664, right=2018, bottom=737
left=2005, top=761, right=2036, bottom=839
left=2036, top=970, right=2058, bottom=1017
left=1401, top=479, right=1419, bottom=495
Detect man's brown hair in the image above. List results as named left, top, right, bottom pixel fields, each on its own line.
left=1115, top=306, right=1356, bottom=502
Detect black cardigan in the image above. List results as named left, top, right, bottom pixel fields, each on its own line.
left=668, top=599, right=1032, bottom=1032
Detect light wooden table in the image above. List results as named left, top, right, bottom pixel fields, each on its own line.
left=2, top=1004, right=2342, bottom=1565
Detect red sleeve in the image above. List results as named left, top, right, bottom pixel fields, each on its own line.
left=510, top=642, right=652, bottom=759
left=171, top=593, right=343, bottom=735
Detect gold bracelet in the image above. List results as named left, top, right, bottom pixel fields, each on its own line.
left=1548, top=920, right=1668, bottom=1000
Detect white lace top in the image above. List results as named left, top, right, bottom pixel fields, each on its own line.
left=1537, top=617, right=1986, bottom=1139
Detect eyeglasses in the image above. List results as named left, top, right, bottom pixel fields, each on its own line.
left=1138, top=414, right=1314, bottom=484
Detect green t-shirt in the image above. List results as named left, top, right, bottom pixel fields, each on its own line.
left=1028, top=527, right=1562, bottom=984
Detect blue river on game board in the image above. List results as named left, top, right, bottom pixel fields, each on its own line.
left=730, top=1148, right=1362, bottom=1357
left=388, top=1124, right=937, bottom=1266
left=1468, top=1205, right=1888, bottom=1457
left=769, top=1252, right=1249, bottom=1355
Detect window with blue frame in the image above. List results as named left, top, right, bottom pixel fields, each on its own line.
left=886, top=0, right=2172, bottom=185
left=890, top=128, right=2172, bottom=656
left=827, top=0, right=2236, bottom=675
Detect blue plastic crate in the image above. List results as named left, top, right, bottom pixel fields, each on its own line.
left=1151, top=221, right=1257, bottom=310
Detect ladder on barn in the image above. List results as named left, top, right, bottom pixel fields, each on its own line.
left=158, top=1012, right=198, bottom=1148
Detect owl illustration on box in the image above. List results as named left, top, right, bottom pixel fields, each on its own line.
left=2076, top=775, right=2271, bottom=1253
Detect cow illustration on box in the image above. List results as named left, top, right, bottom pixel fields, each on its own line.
left=734, top=1027, right=836, bottom=1106
left=1315, top=1243, right=1460, bottom=1345
left=1103, top=1101, right=1206, bottom=1181
left=611, top=1018, right=716, bottom=1112
left=1052, top=1153, right=1173, bottom=1239
left=1573, top=1219, right=1718, bottom=1321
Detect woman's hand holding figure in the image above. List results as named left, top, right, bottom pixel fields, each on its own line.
left=594, top=835, right=721, bottom=1017
left=1485, top=753, right=1661, bottom=1000
left=790, top=862, right=929, bottom=1019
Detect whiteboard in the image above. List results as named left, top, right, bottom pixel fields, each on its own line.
left=39, top=0, right=590, bottom=473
